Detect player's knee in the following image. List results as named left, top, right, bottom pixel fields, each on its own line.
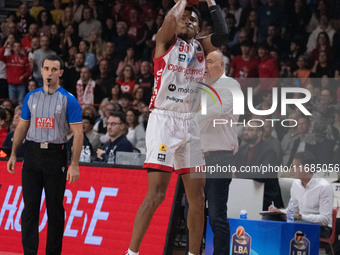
left=145, top=191, right=166, bottom=209
left=188, top=192, right=205, bottom=208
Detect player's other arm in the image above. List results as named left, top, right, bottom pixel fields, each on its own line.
left=7, top=119, right=30, bottom=173
left=154, top=0, right=188, bottom=58
left=200, top=0, right=229, bottom=55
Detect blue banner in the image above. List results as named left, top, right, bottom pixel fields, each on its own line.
left=205, top=218, right=320, bottom=255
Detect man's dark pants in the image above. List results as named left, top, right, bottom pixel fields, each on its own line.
left=205, top=150, right=233, bottom=255
left=21, top=142, right=67, bottom=255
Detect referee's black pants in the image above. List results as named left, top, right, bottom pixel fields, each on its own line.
left=21, top=142, right=67, bottom=255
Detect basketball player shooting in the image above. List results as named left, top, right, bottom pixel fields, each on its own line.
left=126, top=1, right=228, bottom=255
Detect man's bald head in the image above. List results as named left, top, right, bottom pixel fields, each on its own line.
left=205, top=50, right=224, bottom=81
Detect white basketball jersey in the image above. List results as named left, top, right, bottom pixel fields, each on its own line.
left=150, top=38, right=205, bottom=113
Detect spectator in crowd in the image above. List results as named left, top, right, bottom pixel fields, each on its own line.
left=306, top=0, right=328, bottom=34
left=256, top=43, right=279, bottom=93
left=116, top=65, right=137, bottom=94
left=310, top=31, right=333, bottom=65
left=110, top=83, right=122, bottom=105
left=82, top=105, right=97, bottom=121
left=21, top=23, right=38, bottom=54
left=76, top=67, right=96, bottom=107
left=306, top=15, right=335, bottom=53
left=60, top=7, right=76, bottom=31
left=27, top=79, right=38, bottom=92
left=69, top=0, right=84, bottom=24
left=127, top=8, right=148, bottom=58
left=9, top=105, right=22, bottom=132
left=306, top=88, right=339, bottom=164
left=333, top=19, right=340, bottom=71
left=243, top=10, right=257, bottom=43
left=96, top=112, right=133, bottom=163
left=102, top=17, right=116, bottom=43
left=32, top=35, right=56, bottom=86
left=0, top=108, right=7, bottom=146
left=3, top=22, right=21, bottom=42
left=143, top=13, right=164, bottom=61
left=63, top=51, right=85, bottom=95
left=60, top=24, right=81, bottom=59
left=49, top=24, right=61, bottom=55
left=266, top=24, right=289, bottom=57
left=78, top=40, right=95, bottom=69
left=78, top=7, right=102, bottom=42
left=94, top=102, right=120, bottom=136
left=310, top=51, right=334, bottom=78
left=1, top=99, right=13, bottom=111
left=30, top=0, right=45, bottom=22
left=2, top=105, right=27, bottom=157
left=119, top=93, right=133, bottom=113
left=0, top=40, right=31, bottom=103
left=286, top=116, right=310, bottom=165
left=286, top=39, right=303, bottom=70
left=132, top=87, right=146, bottom=110
left=113, top=21, right=134, bottom=58
left=285, top=0, right=310, bottom=41
left=256, top=0, right=286, bottom=43
left=116, top=47, right=141, bottom=77
left=229, top=28, right=248, bottom=58
left=229, top=40, right=258, bottom=91
left=37, top=10, right=53, bottom=37
left=227, top=0, right=243, bottom=28
left=102, top=41, right=121, bottom=77
left=125, top=108, right=145, bottom=151
left=226, top=14, right=238, bottom=47
left=50, top=0, right=64, bottom=25
left=16, top=2, right=35, bottom=35
left=234, top=122, right=284, bottom=211
left=93, top=58, right=115, bottom=102
left=262, top=120, right=282, bottom=162
left=88, top=31, right=106, bottom=62
left=135, top=60, right=154, bottom=104
left=82, top=115, right=101, bottom=158
left=294, top=55, right=311, bottom=88
left=269, top=151, right=333, bottom=238
left=282, top=112, right=301, bottom=165
left=28, top=36, right=40, bottom=69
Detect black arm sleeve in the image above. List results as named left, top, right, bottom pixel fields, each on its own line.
left=209, top=5, right=229, bottom=47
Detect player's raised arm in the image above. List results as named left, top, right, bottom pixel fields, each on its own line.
left=200, top=0, right=229, bottom=55
left=154, top=0, right=188, bottom=58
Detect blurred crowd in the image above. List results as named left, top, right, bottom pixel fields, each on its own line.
left=0, top=0, right=340, bottom=166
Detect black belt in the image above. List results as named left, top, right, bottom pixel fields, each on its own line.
left=28, top=141, right=65, bottom=150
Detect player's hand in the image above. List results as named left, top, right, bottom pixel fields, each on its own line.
left=7, top=155, right=16, bottom=174
left=67, top=164, right=80, bottom=184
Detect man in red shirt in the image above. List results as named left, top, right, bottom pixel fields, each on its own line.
left=229, top=40, right=259, bottom=91
left=0, top=40, right=31, bottom=103
left=257, top=43, right=279, bottom=92
left=21, top=23, right=38, bottom=54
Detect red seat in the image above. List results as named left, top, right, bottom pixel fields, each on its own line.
left=320, top=207, right=339, bottom=255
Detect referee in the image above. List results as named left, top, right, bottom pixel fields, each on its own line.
left=7, top=55, right=83, bottom=255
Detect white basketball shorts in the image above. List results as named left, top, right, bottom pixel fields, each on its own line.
left=143, top=109, right=205, bottom=174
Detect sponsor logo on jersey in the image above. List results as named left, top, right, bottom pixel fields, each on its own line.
left=166, top=96, right=183, bottom=103
left=178, top=54, right=186, bottom=62
left=178, top=88, right=199, bottom=94
left=168, top=84, right=176, bottom=92
left=197, top=52, right=204, bottom=63
left=289, top=231, right=310, bottom=255
left=231, top=226, right=251, bottom=255
left=157, top=153, right=166, bottom=162
left=196, top=44, right=202, bottom=51
left=159, top=144, right=167, bottom=152
left=35, top=117, right=55, bottom=129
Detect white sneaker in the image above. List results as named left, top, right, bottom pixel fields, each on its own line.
left=125, top=249, right=139, bottom=255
